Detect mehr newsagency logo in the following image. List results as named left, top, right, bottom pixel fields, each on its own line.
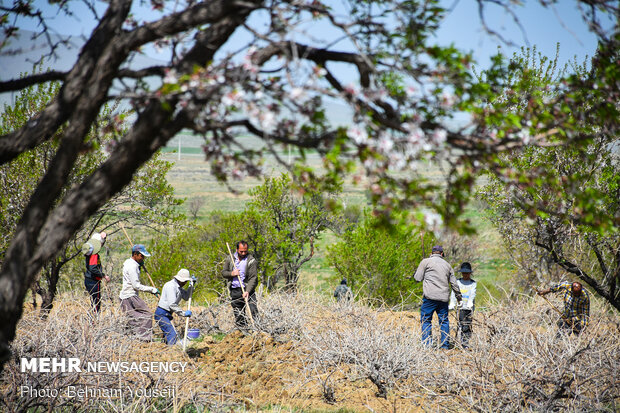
left=19, top=357, right=186, bottom=400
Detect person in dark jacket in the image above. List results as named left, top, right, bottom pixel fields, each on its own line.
left=334, top=278, right=353, bottom=302
left=82, top=232, right=109, bottom=313
left=222, top=241, right=258, bottom=330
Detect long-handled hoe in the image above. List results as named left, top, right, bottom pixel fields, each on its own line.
left=182, top=278, right=195, bottom=351
left=226, top=242, right=256, bottom=331
left=452, top=305, right=460, bottom=349
left=119, top=222, right=160, bottom=296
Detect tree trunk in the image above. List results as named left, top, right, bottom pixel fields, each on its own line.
left=38, top=261, right=61, bottom=319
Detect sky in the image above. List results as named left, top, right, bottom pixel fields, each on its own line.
left=3, top=1, right=603, bottom=66
left=0, top=0, right=606, bottom=105
left=435, top=1, right=601, bottom=68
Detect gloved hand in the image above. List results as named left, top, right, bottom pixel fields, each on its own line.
left=151, top=287, right=159, bottom=295
left=183, top=310, right=192, bottom=317
left=191, top=275, right=198, bottom=285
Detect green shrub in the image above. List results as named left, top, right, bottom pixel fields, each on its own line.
left=327, top=213, right=431, bottom=307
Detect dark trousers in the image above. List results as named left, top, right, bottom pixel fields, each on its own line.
left=230, top=288, right=258, bottom=329
left=556, top=317, right=583, bottom=336
left=457, top=309, right=473, bottom=348
left=84, top=277, right=101, bottom=313
left=154, top=307, right=178, bottom=345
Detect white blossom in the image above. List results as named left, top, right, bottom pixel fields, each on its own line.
left=432, top=128, right=447, bottom=145
left=163, top=69, right=178, bottom=84
left=517, top=129, right=531, bottom=144
left=424, top=210, right=443, bottom=228
left=406, top=126, right=424, bottom=144
left=377, top=135, right=394, bottom=154
left=406, top=85, right=417, bottom=98
left=290, top=87, right=305, bottom=100
left=439, top=91, right=456, bottom=108
left=388, top=152, right=406, bottom=170
left=348, top=126, right=368, bottom=145
left=259, top=110, right=277, bottom=130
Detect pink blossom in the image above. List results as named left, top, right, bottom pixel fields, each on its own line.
left=348, top=126, right=368, bottom=145
left=343, top=83, right=358, bottom=96
left=163, top=69, right=178, bottom=84
left=440, top=91, right=456, bottom=109
left=290, top=87, right=305, bottom=100
left=432, top=129, right=447, bottom=145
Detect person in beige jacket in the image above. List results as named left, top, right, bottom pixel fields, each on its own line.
left=413, top=245, right=461, bottom=349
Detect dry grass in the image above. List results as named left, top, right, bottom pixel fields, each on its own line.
left=2, top=288, right=619, bottom=412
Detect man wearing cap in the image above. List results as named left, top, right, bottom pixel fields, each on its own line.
left=82, top=232, right=108, bottom=314
left=449, top=262, right=477, bottom=348
left=154, top=269, right=196, bottom=345
left=537, top=281, right=590, bottom=335
left=222, top=240, right=258, bottom=331
left=413, top=245, right=462, bottom=349
left=334, top=278, right=353, bottom=302
left=119, top=244, right=159, bottom=341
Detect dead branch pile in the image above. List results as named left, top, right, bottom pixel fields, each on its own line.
left=1, top=289, right=618, bottom=412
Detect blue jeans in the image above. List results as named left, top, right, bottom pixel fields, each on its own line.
left=420, top=298, right=450, bottom=348
left=154, top=307, right=178, bottom=345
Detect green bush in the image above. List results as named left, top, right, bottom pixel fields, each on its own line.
left=148, top=212, right=252, bottom=301
left=327, top=213, right=431, bottom=307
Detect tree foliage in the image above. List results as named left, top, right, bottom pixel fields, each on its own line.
left=246, top=173, right=335, bottom=290
left=478, top=47, right=620, bottom=312
left=327, top=212, right=430, bottom=306
left=147, top=212, right=249, bottom=301
left=0, top=78, right=182, bottom=314
left=149, top=174, right=334, bottom=296
left=0, top=0, right=617, bottom=371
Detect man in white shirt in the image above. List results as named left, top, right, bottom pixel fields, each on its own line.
left=449, top=262, right=477, bottom=349
left=119, top=244, right=159, bottom=341
left=154, top=269, right=195, bottom=345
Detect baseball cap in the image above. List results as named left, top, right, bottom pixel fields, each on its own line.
left=432, top=245, right=443, bottom=253
left=132, top=244, right=151, bottom=257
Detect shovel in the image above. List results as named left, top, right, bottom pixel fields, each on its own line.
left=182, top=279, right=195, bottom=351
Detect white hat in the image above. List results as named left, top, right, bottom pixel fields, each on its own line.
left=174, top=269, right=191, bottom=282
left=92, top=232, right=107, bottom=242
